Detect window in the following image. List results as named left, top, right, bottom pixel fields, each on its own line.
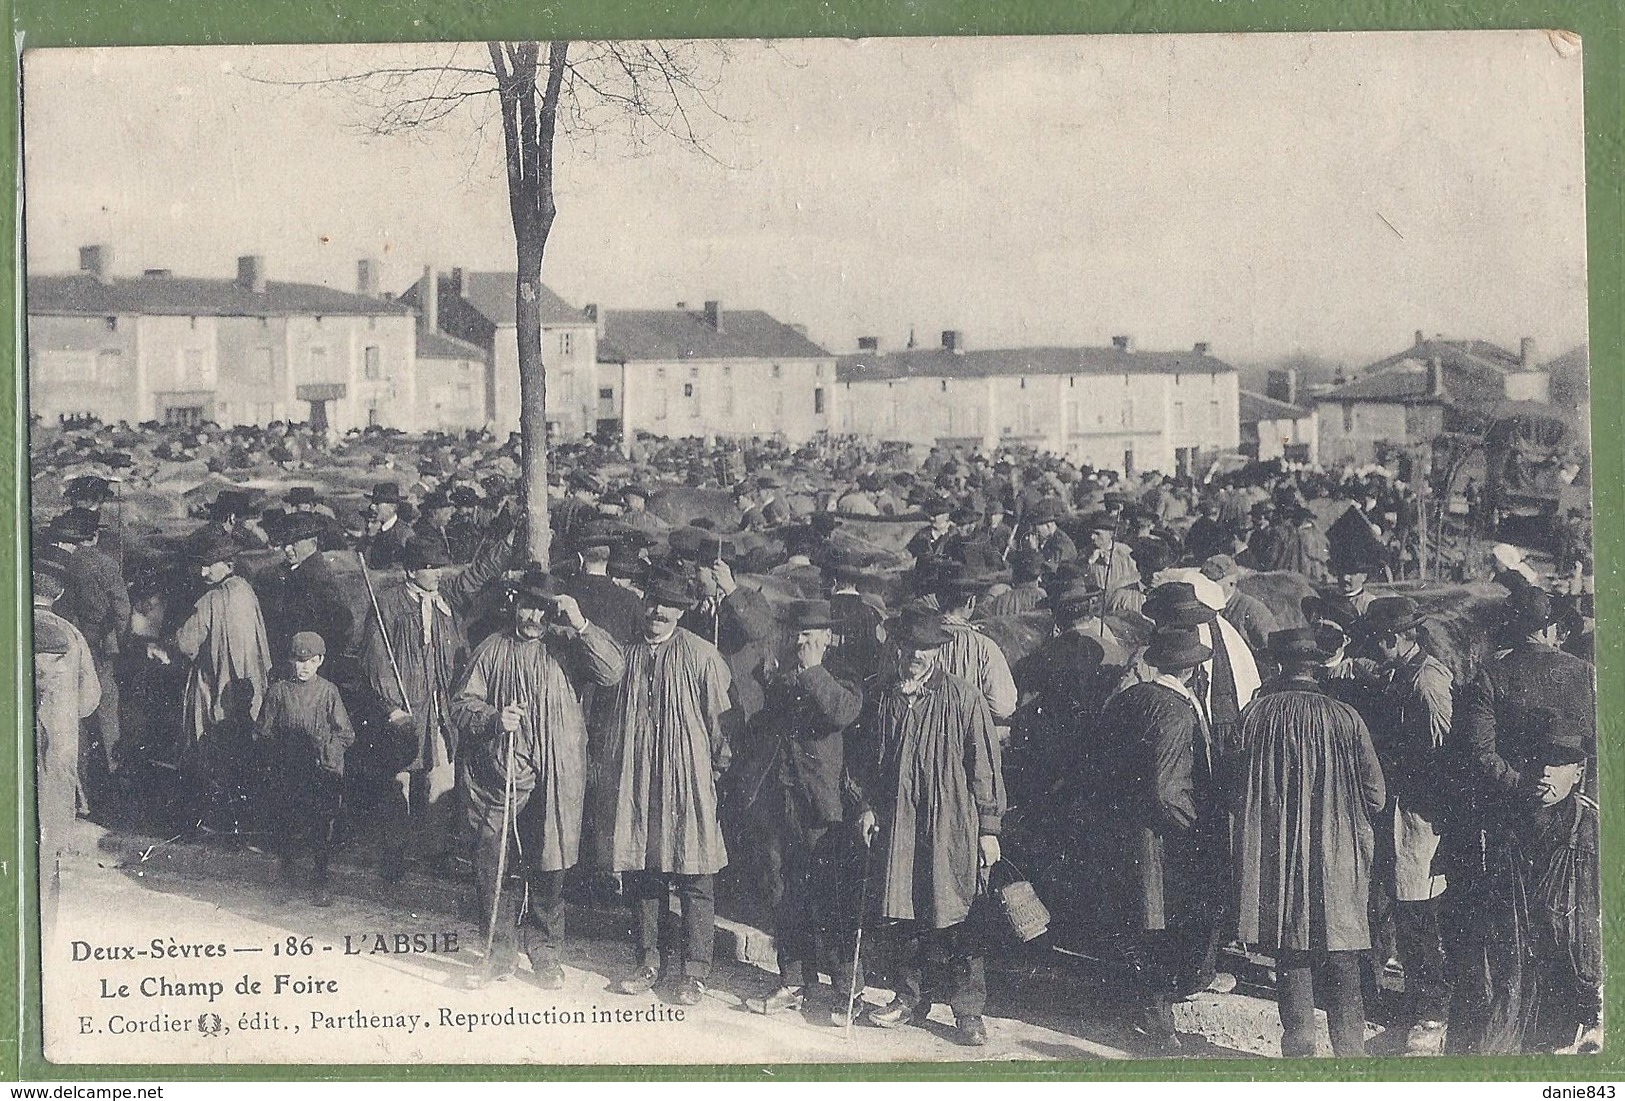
left=215, top=401, right=230, bottom=421
left=1343, top=404, right=1355, bottom=434
left=188, top=316, right=198, bottom=331
left=364, top=345, right=382, bottom=380
left=689, top=365, right=699, bottom=379
left=368, top=405, right=381, bottom=428
left=598, top=387, right=614, bottom=400
left=815, top=363, right=824, bottom=379
left=941, top=380, right=949, bottom=393
left=104, top=317, right=118, bottom=332
left=560, top=332, right=574, bottom=357
left=95, top=349, right=122, bottom=385
left=771, top=364, right=782, bottom=379
left=251, top=347, right=274, bottom=385
left=1019, top=377, right=1027, bottom=389
left=683, top=383, right=694, bottom=398
left=814, top=387, right=825, bottom=414
left=182, top=349, right=205, bottom=386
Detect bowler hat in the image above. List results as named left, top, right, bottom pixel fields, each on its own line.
left=786, top=599, right=835, bottom=630
left=1084, top=511, right=1118, bottom=532
left=31, top=543, right=72, bottom=587
left=402, top=536, right=453, bottom=571
left=368, top=482, right=404, bottom=504
left=1353, top=596, right=1428, bottom=639
left=289, top=632, right=326, bottom=660
left=1143, top=582, right=1218, bottom=627
left=1143, top=627, right=1212, bottom=671
left=1041, top=580, right=1104, bottom=616
left=606, top=541, right=647, bottom=578
left=644, top=568, right=697, bottom=610
left=923, top=495, right=953, bottom=518
left=668, top=526, right=731, bottom=564
left=1267, top=627, right=1332, bottom=664
left=420, top=489, right=452, bottom=511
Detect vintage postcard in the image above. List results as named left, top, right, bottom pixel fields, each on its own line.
left=21, top=32, right=1595, bottom=1065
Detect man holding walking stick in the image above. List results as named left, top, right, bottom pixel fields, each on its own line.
left=451, top=567, right=625, bottom=988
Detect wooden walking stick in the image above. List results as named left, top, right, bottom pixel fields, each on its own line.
left=356, top=550, right=412, bottom=717
left=845, top=836, right=873, bottom=1040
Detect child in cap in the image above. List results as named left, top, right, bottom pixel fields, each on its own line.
left=254, top=631, right=354, bottom=906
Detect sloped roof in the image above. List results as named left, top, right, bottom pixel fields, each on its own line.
left=835, top=344, right=1237, bottom=383
left=1543, top=343, right=1590, bottom=410
left=1314, top=366, right=1442, bottom=404
left=28, top=272, right=413, bottom=318
left=396, top=271, right=588, bottom=328
left=598, top=308, right=830, bottom=362
left=1239, top=388, right=1314, bottom=422
left=417, top=329, right=488, bottom=362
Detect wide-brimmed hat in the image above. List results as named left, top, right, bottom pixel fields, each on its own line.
left=1143, top=581, right=1218, bottom=627
left=402, top=535, right=453, bottom=571
left=209, top=488, right=255, bottom=517
left=1041, top=581, right=1104, bottom=616
left=189, top=528, right=240, bottom=567
left=420, top=488, right=452, bottom=511
left=1267, top=627, right=1332, bottom=664
left=668, top=525, right=732, bottom=563
left=1084, top=511, right=1118, bottom=533
left=368, top=482, right=404, bottom=504
left=47, top=507, right=100, bottom=545
left=272, top=511, right=326, bottom=545
left=644, top=567, right=697, bottom=610
left=606, top=540, right=648, bottom=578
left=1143, top=626, right=1212, bottom=671
left=1025, top=500, right=1062, bottom=526
left=64, top=474, right=116, bottom=501
left=921, top=495, right=953, bottom=518
left=786, top=599, right=835, bottom=631
left=449, top=485, right=484, bottom=507
left=892, top=608, right=954, bottom=650
left=31, top=543, right=72, bottom=586
left=1500, top=584, right=1559, bottom=635
left=1352, top=595, right=1428, bottom=639
left=284, top=485, right=319, bottom=506
left=513, top=566, right=563, bottom=606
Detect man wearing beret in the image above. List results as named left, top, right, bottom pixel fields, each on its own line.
left=452, top=568, right=626, bottom=988
left=360, top=529, right=516, bottom=881
left=608, top=569, right=736, bottom=1006
left=740, top=600, right=864, bottom=1019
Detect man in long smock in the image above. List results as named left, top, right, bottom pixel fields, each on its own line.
left=1232, top=628, right=1387, bottom=1057
left=848, top=611, right=1005, bottom=1048
left=171, top=529, right=272, bottom=833
left=452, top=568, right=625, bottom=988
left=608, top=569, right=735, bottom=1007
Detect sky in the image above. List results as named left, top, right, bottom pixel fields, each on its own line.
left=20, top=32, right=1590, bottom=367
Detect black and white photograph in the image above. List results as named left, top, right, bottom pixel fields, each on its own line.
left=21, top=32, right=1598, bottom=1064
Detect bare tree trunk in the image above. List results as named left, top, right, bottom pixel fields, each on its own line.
left=490, top=40, right=568, bottom=567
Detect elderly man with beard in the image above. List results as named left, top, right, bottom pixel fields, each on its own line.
left=847, top=611, right=1006, bottom=1047
left=608, top=569, right=736, bottom=1006
left=451, top=568, right=626, bottom=988
left=361, top=531, right=514, bottom=881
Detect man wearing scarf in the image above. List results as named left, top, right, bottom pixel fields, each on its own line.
left=452, top=567, right=626, bottom=989
left=1097, top=625, right=1229, bottom=1053
left=360, top=530, right=514, bottom=881
left=170, top=529, right=272, bottom=833
left=847, top=610, right=1005, bottom=1047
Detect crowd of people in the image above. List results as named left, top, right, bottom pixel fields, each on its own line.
left=29, top=415, right=1599, bottom=1057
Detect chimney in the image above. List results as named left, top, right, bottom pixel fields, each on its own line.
left=941, top=330, right=965, bottom=354
left=356, top=258, right=380, bottom=297
left=1111, top=335, right=1133, bottom=352
left=78, top=245, right=113, bottom=284
left=583, top=303, right=605, bottom=338
left=449, top=267, right=465, bottom=298
left=1520, top=337, right=1538, bottom=368
left=1266, top=368, right=1299, bottom=406
left=1193, top=341, right=1210, bottom=356
left=419, top=265, right=438, bottom=335
left=236, top=255, right=267, bottom=294
left=856, top=336, right=880, bottom=353
left=703, top=300, right=722, bottom=332
left=1427, top=355, right=1445, bottom=398
left=1415, top=329, right=1426, bottom=348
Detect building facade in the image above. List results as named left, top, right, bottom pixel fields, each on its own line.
left=28, top=247, right=419, bottom=433
left=836, top=333, right=1240, bottom=477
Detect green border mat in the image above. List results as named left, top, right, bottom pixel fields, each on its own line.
left=4, top=0, right=1621, bottom=1084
